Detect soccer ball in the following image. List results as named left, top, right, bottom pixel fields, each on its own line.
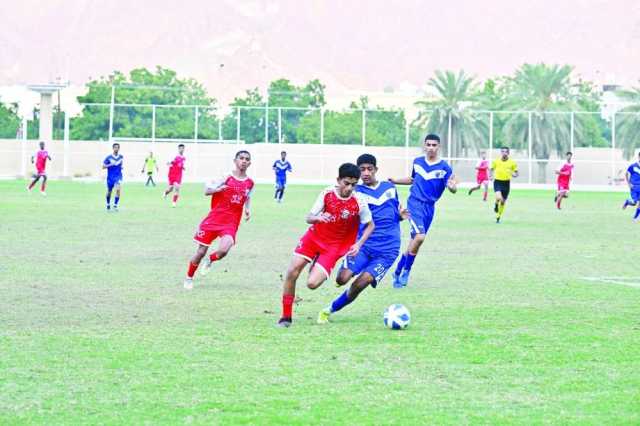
left=383, top=304, right=411, bottom=330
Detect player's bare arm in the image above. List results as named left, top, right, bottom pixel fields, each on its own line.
left=399, top=205, right=410, bottom=220
left=244, top=197, right=251, bottom=221
left=388, top=177, right=413, bottom=185
left=306, top=212, right=331, bottom=224
left=346, top=220, right=375, bottom=257
left=447, top=175, right=458, bottom=193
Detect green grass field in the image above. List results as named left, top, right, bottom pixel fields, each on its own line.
left=1, top=180, right=639, bottom=424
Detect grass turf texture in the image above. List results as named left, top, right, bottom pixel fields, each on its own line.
left=1, top=180, right=639, bottom=424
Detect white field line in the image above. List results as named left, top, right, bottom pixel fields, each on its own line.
left=580, top=276, right=640, bottom=288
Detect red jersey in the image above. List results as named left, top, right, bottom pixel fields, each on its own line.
left=200, top=175, right=254, bottom=231
left=557, top=163, right=574, bottom=186
left=476, top=159, right=489, bottom=180
left=35, top=150, right=49, bottom=173
left=168, top=155, right=186, bottom=178
left=306, top=187, right=372, bottom=250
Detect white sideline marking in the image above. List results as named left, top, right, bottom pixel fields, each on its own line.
left=580, top=276, right=640, bottom=289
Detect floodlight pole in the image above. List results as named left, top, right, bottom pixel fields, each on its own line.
left=108, top=85, right=115, bottom=142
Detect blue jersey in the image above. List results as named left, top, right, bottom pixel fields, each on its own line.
left=103, top=154, right=123, bottom=180
left=273, top=160, right=292, bottom=179
left=409, top=157, right=453, bottom=203
left=627, top=162, right=640, bottom=188
left=356, top=181, right=402, bottom=254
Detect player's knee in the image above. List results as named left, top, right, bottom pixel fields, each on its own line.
left=414, top=234, right=426, bottom=244
left=307, top=279, right=323, bottom=290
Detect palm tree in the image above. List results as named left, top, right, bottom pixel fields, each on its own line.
left=614, top=85, right=640, bottom=159
left=502, top=63, right=589, bottom=183
left=414, top=70, right=488, bottom=158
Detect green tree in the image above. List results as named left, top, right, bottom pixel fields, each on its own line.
left=0, top=100, right=21, bottom=139
left=502, top=63, right=597, bottom=182
left=414, top=70, right=489, bottom=157
left=614, top=84, right=640, bottom=159
left=71, top=67, right=216, bottom=141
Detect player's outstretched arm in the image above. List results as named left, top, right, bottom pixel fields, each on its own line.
left=204, top=179, right=227, bottom=196
left=306, top=212, right=331, bottom=224
left=347, top=220, right=375, bottom=257
left=388, top=177, right=413, bottom=185
left=512, top=170, right=519, bottom=178
left=447, top=175, right=458, bottom=194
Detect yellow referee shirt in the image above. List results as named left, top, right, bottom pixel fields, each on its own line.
left=491, top=158, right=518, bottom=181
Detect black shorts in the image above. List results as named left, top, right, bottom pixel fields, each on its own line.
left=493, top=179, right=511, bottom=199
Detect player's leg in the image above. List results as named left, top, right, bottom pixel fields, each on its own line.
left=28, top=174, right=40, bottom=191
left=335, top=265, right=355, bottom=287
left=113, top=182, right=121, bottom=210
left=200, top=235, right=234, bottom=276
left=185, top=244, right=209, bottom=289
left=306, top=264, right=330, bottom=290
left=482, top=181, right=488, bottom=201
left=172, top=183, right=181, bottom=207
left=468, top=184, right=480, bottom=195
left=632, top=191, right=640, bottom=221
left=319, top=271, right=374, bottom=324
left=278, top=182, right=286, bottom=202
left=40, top=175, right=47, bottom=195
left=556, top=189, right=567, bottom=209
left=105, top=180, right=114, bottom=210
left=150, top=174, right=156, bottom=186
left=274, top=183, right=280, bottom=200
left=279, top=255, right=311, bottom=326
left=164, top=183, right=173, bottom=198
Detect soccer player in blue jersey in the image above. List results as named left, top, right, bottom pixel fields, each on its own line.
left=389, top=134, right=457, bottom=287
left=317, top=154, right=407, bottom=323
left=273, top=151, right=292, bottom=203
left=622, top=151, right=640, bottom=222
left=102, top=143, right=123, bottom=211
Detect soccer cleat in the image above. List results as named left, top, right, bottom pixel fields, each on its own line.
left=106, top=205, right=111, bottom=211
left=183, top=278, right=194, bottom=290
left=113, top=205, right=119, bottom=212
left=277, top=317, right=292, bottom=328
left=496, top=217, right=501, bottom=224
left=163, top=192, right=168, bottom=200
left=392, top=273, right=403, bottom=289
left=317, top=308, right=331, bottom=324
left=172, top=202, right=177, bottom=208
left=40, top=191, right=46, bottom=197
left=27, top=186, right=32, bottom=193
left=468, top=189, right=472, bottom=196
left=398, top=270, right=410, bottom=287
left=200, top=258, right=213, bottom=276
left=494, top=203, right=499, bottom=213
left=554, top=195, right=558, bottom=202
left=622, top=200, right=630, bottom=210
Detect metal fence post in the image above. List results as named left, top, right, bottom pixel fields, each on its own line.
left=151, top=105, right=156, bottom=145
left=404, top=118, right=410, bottom=175
left=21, top=117, right=28, bottom=177
left=320, top=108, right=324, bottom=145
left=236, top=107, right=240, bottom=144
left=528, top=111, right=533, bottom=184
left=361, top=109, right=366, bottom=146
left=194, top=106, right=199, bottom=180
left=278, top=107, right=282, bottom=144
left=447, top=111, right=452, bottom=160
left=63, top=114, right=70, bottom=177
left=611, top=112, right=617, bottom=182
left=570, top=111, right=575, bottom=154
left=489, top=112, right=494, bottom=160
left=108, top=86, right=115, bottom=142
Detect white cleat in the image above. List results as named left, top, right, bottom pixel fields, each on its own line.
left=183, top=278, right=194, bottom=290
left=40, top=191, right=46, bottom=197
left=200, top=258, right=212, bottom=276
left=172, top=202, right=177, bottom=208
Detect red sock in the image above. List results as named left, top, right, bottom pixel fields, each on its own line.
left=282, top=294, right=294, bottom=319
left=209, top=252, right=220, bottom=262
left=187, top=261, right=199, bottom=278
left=41, top=181, right=46, bottom=192
left=173, top=194, right=179, bottom=203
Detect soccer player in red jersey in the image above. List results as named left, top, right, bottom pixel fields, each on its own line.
left=27, top=141, right=52, bottom=196
left=164, top=144, right=186, bottom=207
left=183, top=150, right=254, bottom=290
left=277, top=163, right=375, bottom=328
left=468, top=151, right=490, bottom=201
left=554, top=151, right=574, bottom=210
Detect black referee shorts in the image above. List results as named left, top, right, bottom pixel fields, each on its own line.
left=493, top=179, right=511, bottom=199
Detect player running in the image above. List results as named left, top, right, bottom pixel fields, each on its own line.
left=102, top=143, right=123, bottom=211
left=318, top=154, right=407, bottom=324
left=141, top=151, right=159, bottom=187
left=622, top=151, right=640, bottom=222
left=468, top=151, right=490, bottom=201
left=490, top=146, right=519, bottom=223
left=27, top=141, right=52, bottom=196
left=164, top=144, right=186, bottom=207
left=273, top=151, right=292, bottom=203
left=278, top=163, right=374, bottom=328
left=184, top=150, right=254, bottom=290
left=389, top=134, right=457, bottom=288
left=554, top=151, right=574, bottom=210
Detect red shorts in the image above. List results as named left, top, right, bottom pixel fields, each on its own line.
left=476, top=175, right=488, bottom=185
left=168, top=174, right=182, bottom=186
left=294, top=231, right=347, bottom=278
left=194, top=226, right=237, bottom=246
left=36, top=169, right=46, bottom=176
left=558, top=182, right=570, bottom=191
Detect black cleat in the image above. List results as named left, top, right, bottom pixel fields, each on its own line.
left=496, top=217, right=501, bottom=224
left=494, top=203, right=499, bottom=213
left=277, top=317, right=292, bottom=328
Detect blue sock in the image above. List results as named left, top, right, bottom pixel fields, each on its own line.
left=114, top=196, right=120, bottom=206
left=330, top=290, right=352, bottom=313
left=106, top=193, right=111, bottom=206
left=635, top=208, right=640, bottom=219
left=395, top=254, right=407, bottom=275
left=404, top=253, right=416, bottom=272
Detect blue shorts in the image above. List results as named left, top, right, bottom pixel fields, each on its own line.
left=630, top=187, right=640, bottom=203
left=275, top=177, right=286, bottom=188
left=341, top=246, right=399, bottom=287
left=407, top=197, right=435, bottom=238
left=107, top=177, right=122, bottom=191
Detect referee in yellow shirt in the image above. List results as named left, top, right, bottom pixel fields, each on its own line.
left=490, top=146, right=519, bottom=223
left=141, top=151, right=159, bottom=187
